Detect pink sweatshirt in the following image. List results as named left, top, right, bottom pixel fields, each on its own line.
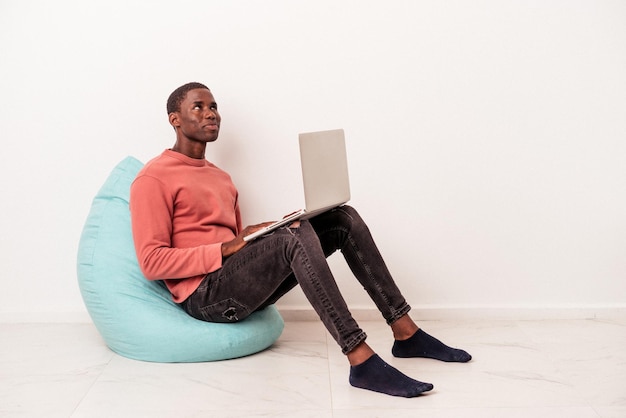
left=129, top=149, right=242, bottom=303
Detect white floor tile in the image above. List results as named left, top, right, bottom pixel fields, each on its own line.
left=0, top=324, right=113, bottom=417
left=332, top=406, right=601, bottom=418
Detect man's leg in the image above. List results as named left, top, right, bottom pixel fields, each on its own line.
left=310, top=205, right=471, bottom=363
left=310, top=206, right=411, bottom=324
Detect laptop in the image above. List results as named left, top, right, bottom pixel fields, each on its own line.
left=243, top=128, right=351, bottom=241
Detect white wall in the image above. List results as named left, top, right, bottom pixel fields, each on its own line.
left=1, top=0, right=625, bottom=320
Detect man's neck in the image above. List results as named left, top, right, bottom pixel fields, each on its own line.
left=171, top=142, right=206, bottom=159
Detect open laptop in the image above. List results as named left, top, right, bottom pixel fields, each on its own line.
left=243, top=128, right=350, bottom=241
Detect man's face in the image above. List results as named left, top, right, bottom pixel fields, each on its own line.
left=171, top=88, right=221, bottom=143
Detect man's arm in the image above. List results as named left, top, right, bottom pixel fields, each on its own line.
left=130, top=175, right=224, bottom=280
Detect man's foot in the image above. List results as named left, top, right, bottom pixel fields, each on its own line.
left=349, top=354, right=434, bottom=397
left=392, top=329, right=472, bottom=362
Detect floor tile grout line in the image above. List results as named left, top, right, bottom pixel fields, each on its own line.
left=69, top=351, right=116, bottom=418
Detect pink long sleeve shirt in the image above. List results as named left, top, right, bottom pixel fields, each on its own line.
left=129, top=149, right=242, bottom=303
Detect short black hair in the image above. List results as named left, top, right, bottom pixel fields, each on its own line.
left=166, top=82, right=209, bottom=114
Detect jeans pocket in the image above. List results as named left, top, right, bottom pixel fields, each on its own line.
left=199, top=298, right=250, bottom=323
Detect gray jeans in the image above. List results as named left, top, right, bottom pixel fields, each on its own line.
left=181, top=205, right=411, bottom=354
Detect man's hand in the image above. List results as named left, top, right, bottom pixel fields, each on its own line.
left=221, top=222, right=275, bottom=258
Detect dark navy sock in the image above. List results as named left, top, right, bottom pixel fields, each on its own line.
left=349, top=354, right=434, bottom=398
left=392, top=329, right=472, bottom=362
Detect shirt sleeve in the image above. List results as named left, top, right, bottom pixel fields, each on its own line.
left=129, top=175, right=224, bottom=281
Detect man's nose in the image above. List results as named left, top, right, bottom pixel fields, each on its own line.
left=204, top=109, right=216, bottom=119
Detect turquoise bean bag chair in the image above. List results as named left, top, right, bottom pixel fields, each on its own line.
left=77, top=156, right=284, bottom=362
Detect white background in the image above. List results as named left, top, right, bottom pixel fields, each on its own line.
left=1, top=0, right=624, bottom=320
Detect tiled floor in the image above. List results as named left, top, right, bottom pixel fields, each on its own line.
left=1, top=317, right=625, bottom=417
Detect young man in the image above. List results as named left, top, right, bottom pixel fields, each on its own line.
left=130, top=82, right=471, bottom=398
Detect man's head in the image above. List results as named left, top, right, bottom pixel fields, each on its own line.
left=167, top=82, right=209, bottom=115
left=167, top=82, right=221, bottom=153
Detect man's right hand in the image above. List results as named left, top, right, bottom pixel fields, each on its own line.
left=221, top=222, right=275, bottom=259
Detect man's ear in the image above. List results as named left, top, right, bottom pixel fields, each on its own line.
left=168, top=112, right=180, bottom=128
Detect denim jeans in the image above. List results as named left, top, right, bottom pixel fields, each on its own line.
left=181, top=205, right=411, bottom=355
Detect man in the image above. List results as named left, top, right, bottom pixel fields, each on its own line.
left=130, top=82, right=471, bottom=398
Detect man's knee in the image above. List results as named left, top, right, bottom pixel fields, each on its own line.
left=337, top=205, right=358, bottom=218
left=333, top=205, right=365, bottom=227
